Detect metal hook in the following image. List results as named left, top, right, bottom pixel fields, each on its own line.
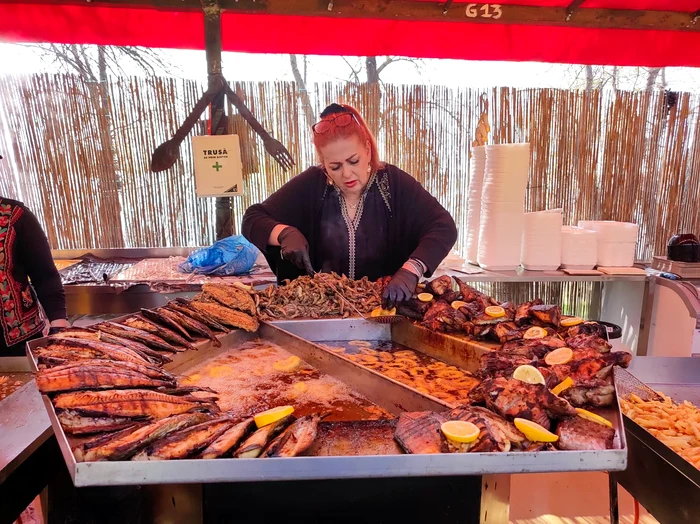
left=443, top=0, right=454, bottom=15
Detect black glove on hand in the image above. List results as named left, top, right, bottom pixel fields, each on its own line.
left=382, top=268, right=419, bottom=309
left=278, top=226, right=314, bottom=276
left=48, top=326, right=64, bottom=336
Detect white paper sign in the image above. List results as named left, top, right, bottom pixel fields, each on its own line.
left=192, top=134, right=243, bottom=197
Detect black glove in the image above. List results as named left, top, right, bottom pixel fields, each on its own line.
left=48, top=326, right=64, bottom=336
left=278, top=226, right=314, bottom=276
left=382, top=268, right=419, bottom=309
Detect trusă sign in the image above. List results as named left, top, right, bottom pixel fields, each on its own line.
left=192, top=135, right=243, bottom=197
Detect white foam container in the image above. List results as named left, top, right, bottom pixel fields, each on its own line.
left=561, top=226, right=598, bottom=270
left=597, top=242, right=637, bottom=267
left=577, top=221, right=638, bottom=267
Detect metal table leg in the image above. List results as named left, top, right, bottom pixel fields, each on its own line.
left=609, top=473, right=619, bottom=524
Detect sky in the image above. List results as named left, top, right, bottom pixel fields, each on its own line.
left=2, top=43, right=700, bottom=92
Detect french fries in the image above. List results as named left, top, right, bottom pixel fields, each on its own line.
left=621, top=392, right=700, bottom=469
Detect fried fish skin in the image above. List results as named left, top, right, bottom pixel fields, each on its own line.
left=189, top=301, right=259, bottom=332
left=54, top=389, right=217, bottom=418
left=201, top=284, right=256, bottom=316
left=78, top=413, right=210, bottom=461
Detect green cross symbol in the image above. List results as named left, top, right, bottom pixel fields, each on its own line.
left=212, top=162, right=223, bottom=172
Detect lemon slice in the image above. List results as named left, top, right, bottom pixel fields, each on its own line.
left=513, top=364, right=546, bottom=385
left=514, top=418, right=559, bottom=443
left=576, top=408, right=613, bottom=428
left=551, top=377, right=574, bottom=396
left=544, top=347, right=573, bottom=366
left=440, top=420, right=481, bottom=443
left=273, top=355, right=302, bottom=372
left=292, top=382, right=308, bottom=393
left=417, top=292, right=434, bottom=303
left=523, top=326, right=547, bottom=340
left=451, top=300, right=468, bottom=310
left=561, top=316, right=584, bottom=327
left=485, top=306, right=506, bottom=318
left=254, top=405, right=294, bottom=428
left=371, top=307, right=397, bottom=317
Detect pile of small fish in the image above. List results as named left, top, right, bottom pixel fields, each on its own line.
left=256, top=273, right=384, bottom=320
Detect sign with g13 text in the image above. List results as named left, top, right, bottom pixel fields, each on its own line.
left=192, top=134, right=243, bottom=197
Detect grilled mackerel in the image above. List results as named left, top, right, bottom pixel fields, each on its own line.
left=199, top=418, right=256, bottom=459
left=168, top=299, right=228, bottom=332
left=58, top=410, right=137, bottom=435
left=122, top=317, right=195, bottom=350
left=37, top=338, right=151, bottom=366
left=76, top=413, right=210, bottom=461
left=261, top=414, right=321, bottom=458
left=54, top=389, right=218, bottom=418
left=97, top=322, right=180, bottom=353
left=37, top=362, right=176, bottom=393
left=235, top=416, right=293, bottom=458
left=201, top=283, right=256, bottom=316
left=189, top=300, right=259, bottom=333
left=96, top=331, right=172, bottom=365
left=133, top=418, right=235, bottom=460
left=141, top=308, right=194, bottom=341
left=160, top=306, right=220, bottom=346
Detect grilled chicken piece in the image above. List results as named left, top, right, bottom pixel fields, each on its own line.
left=565, top=334, right=612, bottom=353
left=453, top=278, right=494, bottom=308
left=169, top=298, right=228, bottom=332
left=546, top=352, right=630, bottom=385
left=199, top=418, right=256, bottom=459
left=515, top=299, right=543, bottom=326
left=426, top=275, right=454, bottom=297
left=189, top=300, right=259, bottom=332
left=566, top=322, right=607, bottom=339
left=447, top=406, right=525, bottom=452
left=494, top=323, right=526, bottom=343
left=76, top=413, right=210, bottom=461
left=235, top=416, right=294, bottom=458
left=422, top=301, right=466, bottom=333
left=563, top=384, right=616, bottom=408
left=479, top=352, right=536, bottom=379
left=54, top=389, right=218, bottom=418
left=397, top=298, right=432, bottom=320
left=394, top=411, right=448, bottom=454
left=122, top=317, right=195, bottom=350
left=201, top=283, right=257, bottom=316
left=529, top=304, right=562, bottom=327
left=37, top=362, right=176, bottom=393
left=261, top=414, right=321, bottom=458
left=97, top=322, right=180, bottom=353
left=161, top=306, right=221, bottom=346
left=470, top=377, right=576, bottom=430
left=556, top=416, right=615, bottom=451
left=501, top=336, right=566, bottom=356
left=133, top=418, right=235, bottom=460
left=58, top=410, right=137, bottom=435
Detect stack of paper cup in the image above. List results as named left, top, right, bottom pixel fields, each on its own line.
left=520, top=209, right=563, bottom=270
left=477, top=143, right=530, bottom=270
left=561, top=226, right=598, bottom=270
left=465, top=146, right=486, bottom=265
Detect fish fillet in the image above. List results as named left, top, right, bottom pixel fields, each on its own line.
left=37, top=366, right=175, bottom=393
left=190, top=301, right=259, bottom=332
left=39, top=338, right=150, bottom=365
left=201, top=284, right=256, bottom=316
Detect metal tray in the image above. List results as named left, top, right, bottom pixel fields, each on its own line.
left=27, top=318, right=627, bottom=487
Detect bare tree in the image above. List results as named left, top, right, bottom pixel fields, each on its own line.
left=289, top=54, right=316, bottom=127
left=585, top=65, right=594, bottom=91
left=646, top=67, right=662, bottom=91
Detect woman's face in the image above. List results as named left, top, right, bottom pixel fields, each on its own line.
left=320, top=135, right=372, bottom=199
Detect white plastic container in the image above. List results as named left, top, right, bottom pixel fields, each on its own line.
left=561, top=226, right=598, bottom=269
left=521, top=210, right=563, bottom=271
left=577, top=221, right=638, bottom=267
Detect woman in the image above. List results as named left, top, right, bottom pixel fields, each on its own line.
left=0, top=197, right=68, bottom=356
left=243, top=103, right=457, bottom=307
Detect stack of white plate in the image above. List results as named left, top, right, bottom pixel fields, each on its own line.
left=465, top=146, right=486, bottom=264
left=521, top=209, right=563, bottom=270
left=477, top=143, right=530, bottom=270
left=561, top=226, right=598, bottom=270
left=578, top=221, right=639, bottom=267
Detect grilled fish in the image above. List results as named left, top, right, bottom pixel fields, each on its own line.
left=40, top=359, right=174, bottom=380
left=556, top=416, right=615, bottom=451
left=96, top=331, right=171, bottom=364
left=38, top=338, right=150, bottom=366
left=37, top=364, right=175, bottom=393
left=78, top=413, right=210, bottom=461
left=133, top=418, right=234, bottom=460
left=141, top=308, right=194, bottom=341
left=201, top=284, right=256, bottom=316
left=58, top=410, right=137, bottom=435
left=51, top=328, right=100, bottom=340
left=168, top=299, right=228, bottom=332
left=235, top=415, right=294, bottom=458
left=199, top=417, right=256, bottom=459
left=54, top=389, right=218, bottom=418
left=98, top=322, right=180, bottom=353
left=189, top=300, right=259, bottom=332
left=160, top=306, right=220, bottom=346
left=122, top=317, right=194, bottom=350
left=261, top=414, right=321, bottom=458
left=394, top=411, right=448, bottom=454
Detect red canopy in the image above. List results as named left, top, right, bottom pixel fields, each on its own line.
left=1, top=1, right=699, bottom=67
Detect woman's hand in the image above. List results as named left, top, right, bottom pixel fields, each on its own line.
left=382, top=268, right=419, bottom=308
left=48, top=319, right=71, bottom=336
left=278, top=226, right=315, bottom=276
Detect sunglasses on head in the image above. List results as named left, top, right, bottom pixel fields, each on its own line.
left=312, top=112, right=358, bottom=134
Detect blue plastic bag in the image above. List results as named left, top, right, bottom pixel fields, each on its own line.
left=179, top=235, right=260, bottom=276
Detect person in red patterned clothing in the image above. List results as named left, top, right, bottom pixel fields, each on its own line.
left=0, top=197, right=68, bottom=356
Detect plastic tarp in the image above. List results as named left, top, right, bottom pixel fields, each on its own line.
left=1, top=1, right=699, bottom=66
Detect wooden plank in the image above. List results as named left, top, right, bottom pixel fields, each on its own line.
left=12, top=0, right=700, bottom=32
